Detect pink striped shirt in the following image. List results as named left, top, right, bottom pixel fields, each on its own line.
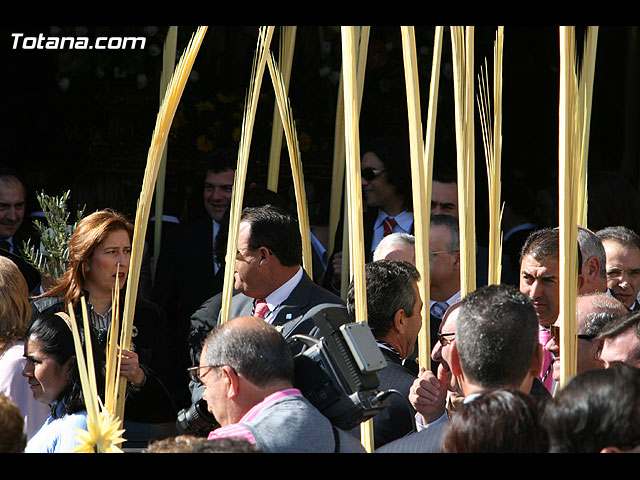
left=207, top=388, right=304, bottom=444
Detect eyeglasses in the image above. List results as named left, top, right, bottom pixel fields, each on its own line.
left=431, top=250, right=459, bottom=256
left=437, top=331, right=455, bottom=346
left=362, top=167, right=386, bottom=181
left=188, top=364, right=226, bottom=384
left=550, top=325, right=594, bottom=343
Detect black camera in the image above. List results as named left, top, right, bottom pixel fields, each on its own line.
left=176, top=304, right=390, bottom=435
left=289, top=304, right=390, bottom=431
left=176, top=397, right=219, bottom=437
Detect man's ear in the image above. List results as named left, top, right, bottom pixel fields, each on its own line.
left=450, top=342, right=463, bottom=377
left=392, top=309, right=406, bottom=333
left=221, top=365, right=240, bottom=399
left=452, top=252, right=461, bottom=271
left=258, top=246, right=272, bottom=265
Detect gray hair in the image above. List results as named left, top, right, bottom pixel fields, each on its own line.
left=577, top=292, right=628, bottom=337
left=577, top=226, right=607, bottom=282
left=203, top=319, right=295, bottom=387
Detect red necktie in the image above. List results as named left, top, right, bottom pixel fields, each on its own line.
left=383, top=217, right=397, bottom=237
left=253, top=299, right=270, bottom=319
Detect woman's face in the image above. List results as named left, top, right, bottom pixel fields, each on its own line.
left=22, top=337, right=73, bottom=405
left=84, top=229, right=131, bottom=294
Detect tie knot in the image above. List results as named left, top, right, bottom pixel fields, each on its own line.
left=253, top=299, right=270, bottom=319
left=430, top=301, right=449, bottom=319
left=383, top=217, right=397, bottom=237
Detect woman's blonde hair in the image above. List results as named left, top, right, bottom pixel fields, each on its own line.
left=0, top=256, right=31, bottom=353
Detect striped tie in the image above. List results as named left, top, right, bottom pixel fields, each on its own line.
left=430, top=301, right=449, bottom=319
left=253, top=299, right=270, bottom=319
left=383, top=217, right=397, bottom=237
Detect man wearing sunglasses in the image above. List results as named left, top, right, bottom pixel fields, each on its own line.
left=544, top=292, right=627, bottom=392
left=322, top=136, right=413, bottom=293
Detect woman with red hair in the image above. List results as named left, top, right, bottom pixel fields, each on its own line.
left=30, top=209, right=178, bottom=448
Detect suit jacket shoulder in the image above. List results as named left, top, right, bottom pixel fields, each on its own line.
left=374, top=415, right=449, bottom=453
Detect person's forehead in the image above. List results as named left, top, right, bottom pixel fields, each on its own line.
left=205, top=168, right=235, bottom=185
left=362, top=151, right=385, bottom=170
left=520, top=254, right=559, bottom=276
left=432, top=181, right=458, bottom=201
left=0, top=178, right=25, bottom=200
left=440, top=308, right=459, bottom=333
left=430, top=224, right=452, bottom=246
left=602, top=328, right=640, bottom=360
left=603, top=239, right=640, bottom=262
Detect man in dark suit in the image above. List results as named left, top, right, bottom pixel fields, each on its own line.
left=376, top=284, right=544, bottom=453
left=152, top=148, right=236, bottom=410
left=346, top=260, right=422, bottom=448
left=188, top=204, right=345, bottom=403
left=0, top=168, right=39, bottom=291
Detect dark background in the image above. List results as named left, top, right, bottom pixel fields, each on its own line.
left=1, top=25, right=639, bottom=245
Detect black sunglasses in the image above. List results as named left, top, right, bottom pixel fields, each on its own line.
left=550, top=325, right=594, bottom=343
left=362, top=167, right=386, bottom=181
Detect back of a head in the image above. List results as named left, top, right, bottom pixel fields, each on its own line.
left=203, top=317, right=295, bottom=388
left=456, top=284, right=538, bottom=389
left=578, top=292, right=628, bottom=338
left=241, top=205, right=302, bottom=267
left=346, top=259, right=420, bottom=339
left=0, top=393, right=26, bottom=453
left=0, top=256, right=31, bottom=346
left=577, top=226, right=606, bottom=280
left=542, top=364, right=640, bottom=453
left=441, top=389, right=548, bottom=453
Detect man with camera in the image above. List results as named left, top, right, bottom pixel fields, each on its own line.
left=193, top=315, right=366, bottom=453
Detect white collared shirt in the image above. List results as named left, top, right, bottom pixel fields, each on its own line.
left=371, top=209, right=414, bottom=254
left=258, top=266, right=304, bottom=323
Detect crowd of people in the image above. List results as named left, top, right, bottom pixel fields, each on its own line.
left=1, top=134, right=640, bottom=454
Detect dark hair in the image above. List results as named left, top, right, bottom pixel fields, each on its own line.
left=203, top=318, right=295, bottom=388
left=456, top=284, right=538, bottom=389
left=190, top=437, right=262, bottom=453
left=596, top=225, right=640, bottom=251
left=240, top=205, right=301, bottom=267
left=25, top=310, right=105, bottom=417
left=520, top=227, right=582, bottom=273
left=441, top=389, right=549, bottom=453
left=596, top=310, right=640, bottom=345
left=542, top=364, right=640, bottom=453
left=0, top=167, right=26, bottom=191
left=361, top=136, right=412, bottom=209
left=346, top=260, right=420, bottom=339
left=205, top=146, right=237, bottom=175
